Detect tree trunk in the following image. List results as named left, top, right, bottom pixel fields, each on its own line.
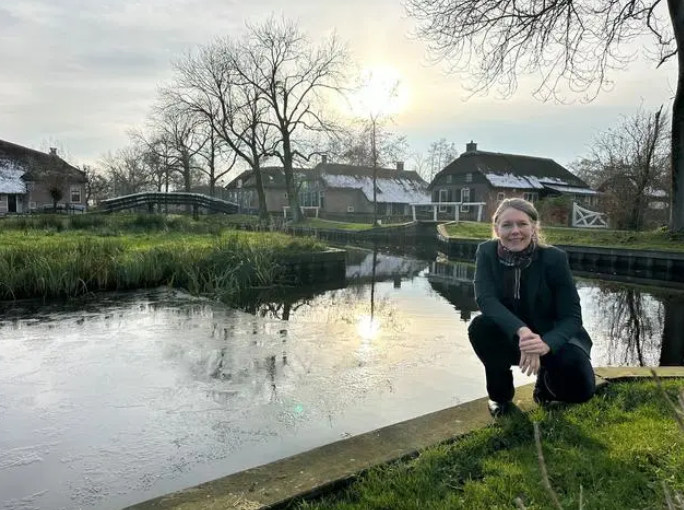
left=668, top=0, right=684, bottom=231
left=252, top=160, right=269, bottom=223
left=659, top=295, right=684, bottom=366
left=282, top=135, right=302, bottom=223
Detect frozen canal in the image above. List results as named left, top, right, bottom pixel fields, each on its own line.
left=1, top=249, right=683, bottom=510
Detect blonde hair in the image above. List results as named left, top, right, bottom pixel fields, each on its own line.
left=492, top=198, right=547, bottom=245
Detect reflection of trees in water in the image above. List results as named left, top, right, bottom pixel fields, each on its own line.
left=591, top=282, right=684, bottom=367
left=660, top=295, right=684, bottom=366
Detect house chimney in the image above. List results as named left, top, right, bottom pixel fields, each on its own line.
left=396, top=161, right=404, bottom=171
left=465, top=141, right=477, bottom=153
left=321, top=154, right=328, bottom=164
left=49, top=147, right=58, bottom=156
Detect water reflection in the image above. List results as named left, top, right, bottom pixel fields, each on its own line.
left=426, top=261, right=478, bottom=322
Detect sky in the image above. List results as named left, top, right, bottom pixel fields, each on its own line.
left=0, top=0, right=677, bottom=174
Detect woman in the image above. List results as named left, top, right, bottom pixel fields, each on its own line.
left=468, top=198, right=595, bottom=417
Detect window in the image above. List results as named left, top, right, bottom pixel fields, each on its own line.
left=446, top=175, right=453, bottom=184
left=438, top=189, right=448, bottom=212
left=466, top=173, right=473, bottom=183
left=497, top=192, right=506, bottom=202
left=461, top=188, right=471, bottom=212
left=29, top=201, right=36, bottom=210
left=523, top=192, right=538, bottom=203
left=347, top=205, right=355, bottom=213
left=70, top=185, right=82, bottom=203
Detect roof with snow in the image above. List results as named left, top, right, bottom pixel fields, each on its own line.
left=0, top=163, right=26, bottom=194
left=230, top=163, right=432, bottom=204
left=430, top=147, right=591, bottom=192
left=0, top=139, right=85, bottom=190
left=317, top=163, right=431, bottom=204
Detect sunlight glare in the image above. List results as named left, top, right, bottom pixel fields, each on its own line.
left=347, top=64, right=409, bottom=118
left=357, top=314, right=381, bottom=341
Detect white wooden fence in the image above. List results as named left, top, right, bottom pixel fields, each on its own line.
left=572, top=202, right=608, bottom=228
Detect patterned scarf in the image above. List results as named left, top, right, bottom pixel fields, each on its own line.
left=497, top=239, right=536, bottom=300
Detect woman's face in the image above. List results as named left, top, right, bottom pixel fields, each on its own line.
left=495, top=207, right=536, bottom=252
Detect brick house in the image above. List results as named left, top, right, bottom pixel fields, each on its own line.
left=225, top=159, right=431, bottom=221
left=0, top=139, right=87, bottom=214
left=428, top=142, right=597, bottom=221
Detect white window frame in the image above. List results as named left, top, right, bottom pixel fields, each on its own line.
left=497, top=191, right=506, bottom=202
left=446, top=175, right=453, bottom=184
left=29, top=201, right=37, bottom=210
left=460, top=188, right=471, bottom=212
left=438, top=189, right=448, bottom=212
left=465, top=173, right=473, bottom=183
left=523, top=192, right=539, bottom=203
left=70, top=185, right=82, bottom=203
left=347, top=205, right=355, bottom=213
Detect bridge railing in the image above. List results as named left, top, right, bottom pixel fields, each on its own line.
left=100, top=192, right=239, bottom=214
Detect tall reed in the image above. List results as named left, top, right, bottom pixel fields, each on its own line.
left=0, top=230, right=324, bottom=303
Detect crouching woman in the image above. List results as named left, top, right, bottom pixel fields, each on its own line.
left=468, top=198, right=595, bottom=417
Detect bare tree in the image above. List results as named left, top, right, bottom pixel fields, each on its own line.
left=167, top=39, right=278, bottom=221
left=230, top=16, right=349, bottom=222
left=101, top=145, right=158, bottom=196
left=426, top=138, right=459, bottom=182
left=323, top=123, right=408, bottom=167
left=404, top=0, right=684, bottom=231
left=151, top=104, right=208, bottom=193
left=573, top=105, right=670, bottom=229
left=194, top=123, right=238, bottom=198
left=82, top=164, right=111, bottom=206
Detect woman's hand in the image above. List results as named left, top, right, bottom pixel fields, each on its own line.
left=518, top=328, right=551, bottom=356
left=519, top=352, right=541, bottom=376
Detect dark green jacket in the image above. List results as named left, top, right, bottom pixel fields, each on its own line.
left=473, top=239, right=592, bottom=356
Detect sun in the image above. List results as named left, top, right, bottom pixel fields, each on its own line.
left=347, top=64, right=409, bottom=118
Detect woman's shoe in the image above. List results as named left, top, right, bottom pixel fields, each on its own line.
left=487, top=399, right=512, bottom=417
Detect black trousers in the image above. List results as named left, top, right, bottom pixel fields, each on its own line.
left=468, top=315, right=596, bottom=404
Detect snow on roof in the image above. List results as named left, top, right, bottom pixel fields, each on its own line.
left=483, top=173, right=542, bottom=189
left=322, top=173, right=431, bottom=204
left=644, top=187, right=668, bottom=198
left=545, top=185, right=599, bottom=195
left=483, top=172, right=580, bottom=190
left=346, top=252, right=427, bottom=280
left=0, top=160, right=26, bottom=194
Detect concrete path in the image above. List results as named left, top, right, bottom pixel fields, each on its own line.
left=124, top=367, right=684, bottom=510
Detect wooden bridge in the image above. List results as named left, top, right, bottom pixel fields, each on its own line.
left=99, top=192, right=239, bottom=215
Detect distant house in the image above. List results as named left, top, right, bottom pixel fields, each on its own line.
left=225, top=159, right=431, bottom=221
left=428, top=142, right=598, bottom=221
left=0, top=139, right=87, bottom=214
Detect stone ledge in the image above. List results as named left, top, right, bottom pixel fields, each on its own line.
left=123, top=367, right=684, bottom=510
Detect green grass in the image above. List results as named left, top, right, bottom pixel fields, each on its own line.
left=299, top=379, right=684, bottom=510
left=296, top=218, right=411, bottom=231
left=0, top=229, right=326, bottom=302
left=0, top=212, right=266, bottom=234
left=444, top=222, right=684, bottom=252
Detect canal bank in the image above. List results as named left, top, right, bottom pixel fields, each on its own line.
left=123, top=368, right=684, bottom=510
left=247, top=221, right=684, bottom=284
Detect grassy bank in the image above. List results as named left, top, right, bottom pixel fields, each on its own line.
left=0, top=212, right=263, bottom=234
left=0, top=226, right=326, bottom=302
left=444, top=222, right=684, bottom=252
left=299, top=379, right=684, bottom=510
